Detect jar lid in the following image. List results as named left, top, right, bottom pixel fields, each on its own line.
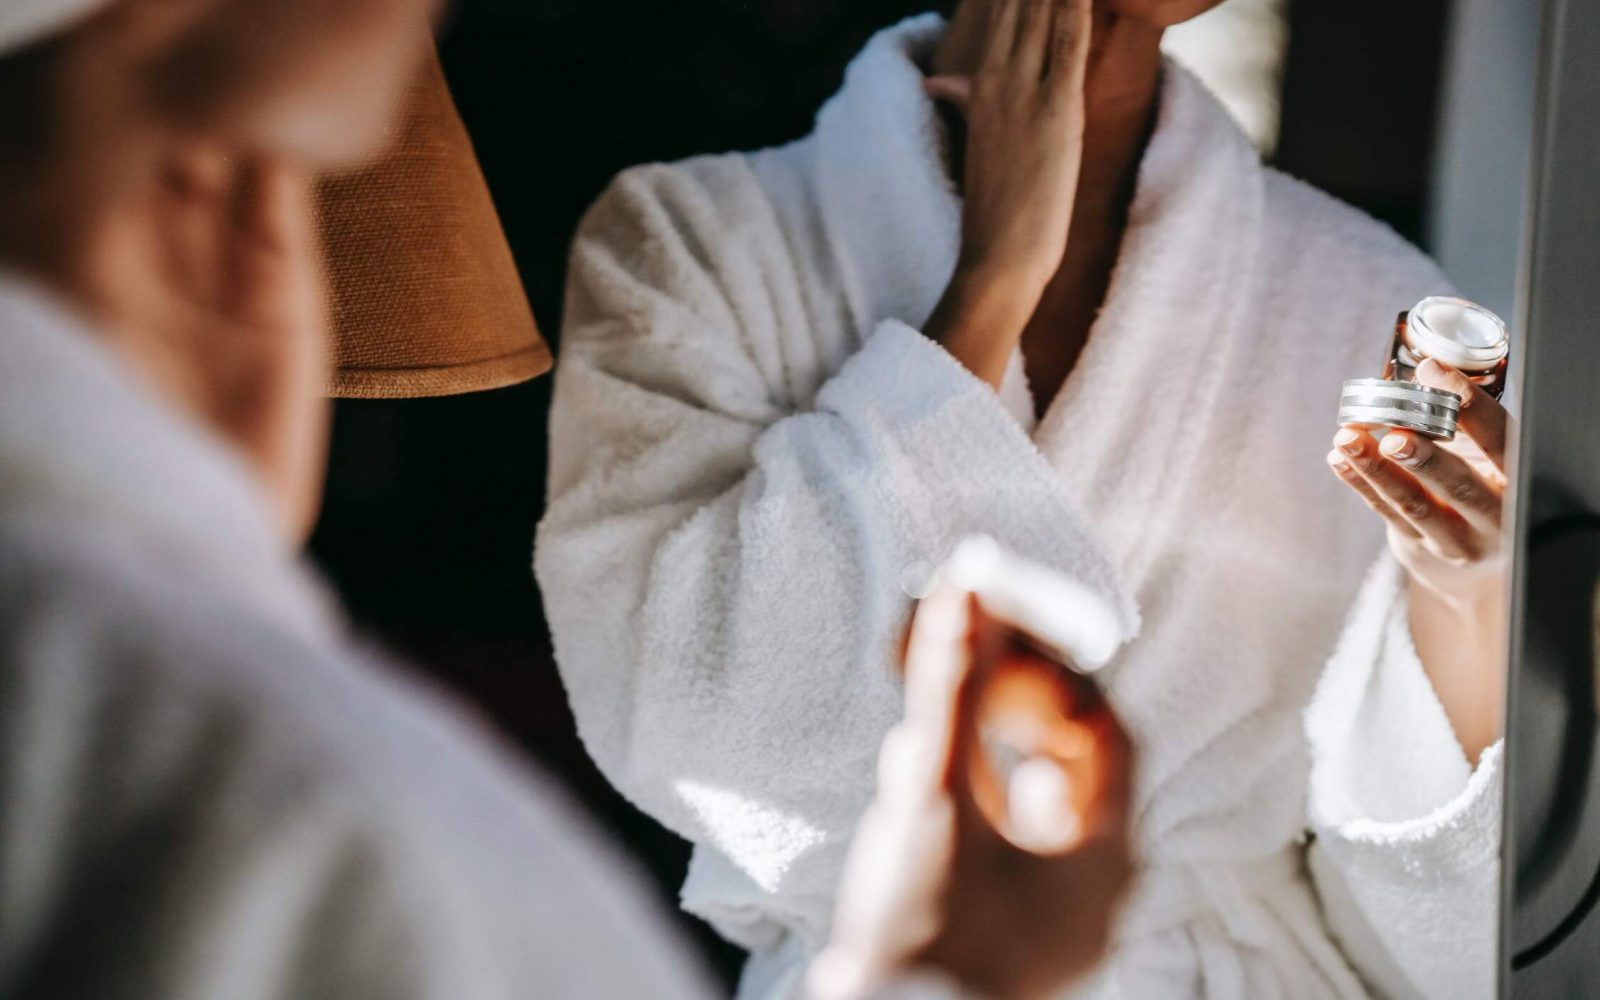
left=1339, top=378, right=1462, bottom=440
left=1405, top=296, right=1509, bottom=372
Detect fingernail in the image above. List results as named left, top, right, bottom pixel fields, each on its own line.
left=1326, top=451, right=1352, bottom=474
left=1381, top=434, right=1414, bottom=461
left=1333, top=428, right=1361, bottom=455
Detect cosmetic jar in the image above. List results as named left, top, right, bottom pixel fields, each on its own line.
left=1338, top=297, right=1509, bottom=440
left=1383, top=296, right=1510, bottom=399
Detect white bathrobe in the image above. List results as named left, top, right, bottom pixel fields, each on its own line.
left=0, top=274, right=712, bottom=1000
left=537, top=15, right=1500, bottom=999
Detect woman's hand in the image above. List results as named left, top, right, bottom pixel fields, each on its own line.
left=1329, top=358, right=1508, bottom=596
left=1327, top=357, right=1510, bottom=759
left=922, top=0, right=1092, bottom=389
left=94, top=156, right=330, bottom=541
left=813, top=560, right=1133, bottom=1000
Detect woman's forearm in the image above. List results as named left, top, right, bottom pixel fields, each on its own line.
left=1407, top=572, right=1506, bottom=765
left=1331, top=359, right=1511, bottom=767
left=923, top=268, right=1043, bottom=389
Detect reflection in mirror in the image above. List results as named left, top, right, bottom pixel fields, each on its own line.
left=523, top=0, right=1517, bottom=997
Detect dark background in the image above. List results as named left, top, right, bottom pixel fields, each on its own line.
left=307, top=0, right=1452, bottom=985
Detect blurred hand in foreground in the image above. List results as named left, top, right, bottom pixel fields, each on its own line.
left=813, top=542, right=1135, bottom=999
left=96, top=156, right=329, bottom=540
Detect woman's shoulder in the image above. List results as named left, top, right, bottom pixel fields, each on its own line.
left=1254, top=168, right=1450, bottom=368
left=574, top=140, right=815, bottom=269
left=1259, top=168, right=1449, bottom=308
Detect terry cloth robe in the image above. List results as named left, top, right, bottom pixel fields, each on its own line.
left=0, top=274, right=712, bottom=1000
left=537, top=14, right=1501, bottom=999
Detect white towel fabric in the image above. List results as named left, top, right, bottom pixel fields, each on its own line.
left=537, top=14, right=1499, bottom=998
left=1305, top=557, right=1504, bottom=1000
left=0, top=0, right=105, bottom=55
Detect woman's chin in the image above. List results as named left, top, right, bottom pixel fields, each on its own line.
left=1098, top=0, right=1225, bottom=28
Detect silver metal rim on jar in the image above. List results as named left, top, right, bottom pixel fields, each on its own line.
left=1339, top=378, right=1463, bottom=440
left=1341, top=377, right=1463, bottom=405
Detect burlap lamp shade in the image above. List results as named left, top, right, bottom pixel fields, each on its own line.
left=316, top=52, right=550, bottom=399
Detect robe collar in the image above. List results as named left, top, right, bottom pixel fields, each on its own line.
left=0, top=273, right=337, bottom=641
left=812, top=14, right=1267, bottom=576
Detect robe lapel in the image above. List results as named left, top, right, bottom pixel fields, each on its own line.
left=811, top=14, right=961, bottom=341
left=1033, top=65, right=1266, bottom=581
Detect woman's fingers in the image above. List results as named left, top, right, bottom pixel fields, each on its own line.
left=1327, top=447, right=1422, bottom=540
left=229, top=160, right=310, bottom=258
left=901, top=581, right=979, bottom=803
left=1378, top=430, right=1502, bottom=529
left=1049, top=0, right=1092, bottom=92
left=983, top=0, right=1024, bottom=69
left=981, top=0, right=1087, bottom=85
left=957, top=600, right=1011, bottom=828
left=1012, top=0, right=1055, bottom=82
left=1334, top=428, right=1478, bottom=559
left=154, top=149, right=233, bottom=309
left=1415, top=358, right=1509, bottom=471
left=224, top=161, right=318, bottom=329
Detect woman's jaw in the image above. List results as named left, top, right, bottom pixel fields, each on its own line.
left=1096, top=0, right=1228, bottom=29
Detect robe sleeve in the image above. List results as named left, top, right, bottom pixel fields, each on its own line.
left=0, top=574, right=714, bottom=1000
left=1304, top=555, right=1502, bottom=1000
left=535, top=161, right=1133, bottom=954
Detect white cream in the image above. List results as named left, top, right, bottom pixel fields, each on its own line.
left=1406, top=296, right=1510, bottom=372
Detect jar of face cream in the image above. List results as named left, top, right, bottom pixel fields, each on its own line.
left=1338, top=296, right=1510, bottom=440
left=1383, top=296, right=1510, bottom=399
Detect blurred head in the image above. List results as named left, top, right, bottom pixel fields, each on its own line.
left=0, top=0, right=434, bottom=171
left=0, top=0, right=437, bottom=541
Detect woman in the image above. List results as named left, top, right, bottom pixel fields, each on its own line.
left=537, top=0, right=1498, bottom=995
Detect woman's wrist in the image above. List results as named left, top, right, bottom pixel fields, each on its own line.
left=924, top=265, right=1047, bottom=388
left=1406, top=569, right=1506, bottom=762
left=1405, top=551, right=1505, bottom=621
